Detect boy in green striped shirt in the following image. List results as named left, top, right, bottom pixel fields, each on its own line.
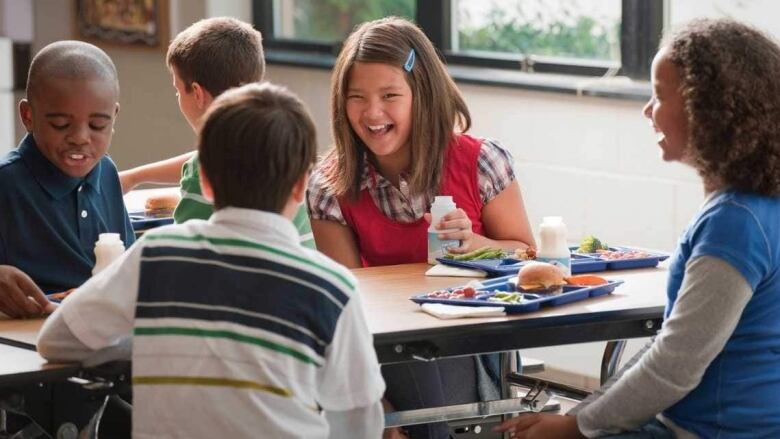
left=118, top=17, right=315, bottom=248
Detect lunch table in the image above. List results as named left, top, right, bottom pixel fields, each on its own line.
left=0, top=262, right=668, bottom=431
left=356, top=263, right=667, bottom=427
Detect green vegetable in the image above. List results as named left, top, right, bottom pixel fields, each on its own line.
left=491, top=291, right=523, bottom=303
left=444, top=247, right=505, bottom=261
left=577, top=235, right=608, bottom=253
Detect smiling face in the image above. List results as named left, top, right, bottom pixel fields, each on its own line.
left=20, top=76, right=119, bottom=178
left=643, top=46, right=690, bottom=163
left=345, top=62, right=413, bottom=170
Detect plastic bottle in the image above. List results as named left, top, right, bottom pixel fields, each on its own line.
left=92, top=233, right=126, bottom=276
left=536, top=216, right=571, bottom=276
left=427, top=196, right=460, bottom=264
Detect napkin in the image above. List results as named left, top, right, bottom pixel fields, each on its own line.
left=425, top=263, right=487, bottom=278
left=420, top=303, right=506, bottom=319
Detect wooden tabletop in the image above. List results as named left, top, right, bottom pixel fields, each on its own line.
left=0, top=342, right=79, bottom=386
left=0, top=263, right=669, bottom=363
left=0, top=317, right=45, bottom=348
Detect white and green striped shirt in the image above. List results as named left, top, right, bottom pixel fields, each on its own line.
left=49, top=207, right=384, bottom=438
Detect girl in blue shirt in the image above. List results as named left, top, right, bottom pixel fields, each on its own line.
left=495, top=18, right=780, bottom=439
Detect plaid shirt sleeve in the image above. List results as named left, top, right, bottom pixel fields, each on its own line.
left=477, top=138, right=517, bottom=205
left=306, top=167, right=348, bottom=226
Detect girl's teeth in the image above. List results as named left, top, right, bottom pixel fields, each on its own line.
left=368, top=124, right=389, bottom=132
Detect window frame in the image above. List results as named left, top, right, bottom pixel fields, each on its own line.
left=252, top=0, right=662, bottom=80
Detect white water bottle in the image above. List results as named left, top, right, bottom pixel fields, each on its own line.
left=93, top=233, right=125, bottom=276
left=536, top=216, right=571, bottom=276
left=427, top=196, right=460, bottom=264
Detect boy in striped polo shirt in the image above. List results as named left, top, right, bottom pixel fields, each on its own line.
left=117, top=17, right=316, bottom=249
left=38, top=83, right=386, bottom=438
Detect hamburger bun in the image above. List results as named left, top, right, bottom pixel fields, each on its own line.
left=144, top=193, right=181, bottom=218
left=514, top=261, right=566, bottom=291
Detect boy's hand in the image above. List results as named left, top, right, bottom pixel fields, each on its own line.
left=493, top=413, right=585, bottom=439
left=0, top=265, right=53, bottom=318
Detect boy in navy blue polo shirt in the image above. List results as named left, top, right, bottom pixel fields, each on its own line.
left=0, top=40, right=134, bottom=318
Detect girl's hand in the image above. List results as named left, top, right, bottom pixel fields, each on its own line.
left=424, top=208, right=475, bottom=253
left=493, top=414, right=584, bottom=439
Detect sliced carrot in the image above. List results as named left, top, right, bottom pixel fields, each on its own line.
left=565, top=275, right=608, bottom=286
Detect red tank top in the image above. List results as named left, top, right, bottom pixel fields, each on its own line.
left=339, top=134, right=485, bottom=267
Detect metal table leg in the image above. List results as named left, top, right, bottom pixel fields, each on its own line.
left=600, top=340, right=627, bottom=386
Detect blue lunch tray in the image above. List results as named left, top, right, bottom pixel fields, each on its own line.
left=436, top=253, right=607, bottom=277
left=410, top=274, right=623, bottom=314
left=571, top=246, right=669, bottom=270
left=436, top=246, right=668, bottom=278
left=130, top=212, right=174, bottom=231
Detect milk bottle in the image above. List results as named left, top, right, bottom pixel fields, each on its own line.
left=92, top=233, right=126, bottom=276
left=536, top=216, right=571, bottom=276
left=427, top=196, right=460, bottom=264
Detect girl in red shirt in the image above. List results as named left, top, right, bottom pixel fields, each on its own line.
left=307, top=17, right=536, bottom=439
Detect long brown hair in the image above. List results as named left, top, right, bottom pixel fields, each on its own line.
left=322, top=16, right=471, bottom=199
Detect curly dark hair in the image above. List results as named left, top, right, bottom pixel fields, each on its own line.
left=666, top=19, right=780, bottom=196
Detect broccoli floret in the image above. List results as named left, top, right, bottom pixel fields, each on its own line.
left=578, top=235, right=607, bottom=253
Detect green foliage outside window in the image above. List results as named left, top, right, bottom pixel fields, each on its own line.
left=285, top=0, right=415, bottom=42
left=457, top=1, right=620, bottom=62
left=280, top=0, right=619, bottom=63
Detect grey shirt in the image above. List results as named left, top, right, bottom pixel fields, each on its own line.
left=570, top=256, right=753, bottom=438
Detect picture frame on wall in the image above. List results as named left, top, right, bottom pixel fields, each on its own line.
left=76, top=0, right=168, bottom=47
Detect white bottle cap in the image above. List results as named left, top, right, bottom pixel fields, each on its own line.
left=433, top=195, right=454, bottom=205
left=97, top=233, right=121, bottom=243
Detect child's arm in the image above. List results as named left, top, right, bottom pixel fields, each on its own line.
left=574, top=256, right=751, bottom=437
left=437, top=181, right=536, bottom=253
left=324, top=401, right=384, bottom=439
left=38, top=243, right=141, bottom=363
left=118, top=151, right=194, bottom=194
left=493, top=413, right=583, bottom=439
left=310, top=220, right=362, bottom=268
left=0, top=265, right=55, bottom=318
left=317, top=284, right=385, bottom=435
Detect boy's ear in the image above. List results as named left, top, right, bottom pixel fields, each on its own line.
left=191, top=82, right=214, bottom=110
left=198, top=164, right=215, bottom=203
left=291, top=171, right=309, bottom=204
left=19, top=99, right=33, bottom=132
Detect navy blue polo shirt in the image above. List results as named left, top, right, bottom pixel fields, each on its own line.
left=0, top=134, right=135, bottom=293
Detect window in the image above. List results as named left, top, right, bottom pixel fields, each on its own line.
left=272, top=0, right=416, bottom=43
left=453, top=0, right=621, bottom=64
left=253, top=0, right=662, bottom=79
left=669, top=0, right=780, bottom=41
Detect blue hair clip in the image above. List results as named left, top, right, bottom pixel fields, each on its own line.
left=404, top=49, right=416, bottom=72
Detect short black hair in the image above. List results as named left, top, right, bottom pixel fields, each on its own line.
left=27, top=40, right=119, bottom=102
left=199, top=82, right=317, bottom=212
